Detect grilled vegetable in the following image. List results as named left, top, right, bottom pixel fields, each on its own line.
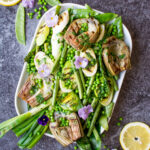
left=64, top=18, right=100, bottom=51
left=50, top=113, right=84, bottom=146
left=80, top=48, right=97, bottom=77
left=102, top=36, right=131, bottom=75
left=53, top=10, right=69, bottom=34
left=58, top=92, right=82, bottom=111
left=36, top=24, right=49, bottom=46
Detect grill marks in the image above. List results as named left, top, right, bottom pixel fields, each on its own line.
left=102, top=36, right=131, bottom=75
left=64, top=18, right=100, bottom=51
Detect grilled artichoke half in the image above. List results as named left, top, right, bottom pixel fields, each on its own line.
left=102, top=36, right=131, bottom=75
left=49, top=113, right=84, bottom=146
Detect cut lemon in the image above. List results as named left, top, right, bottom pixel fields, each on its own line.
left=120, top=122, right=150, bottom=150
left=0, top=0, right=21, bottom=6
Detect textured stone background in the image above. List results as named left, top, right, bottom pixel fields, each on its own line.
left=0, top=0, right=150, bottom=149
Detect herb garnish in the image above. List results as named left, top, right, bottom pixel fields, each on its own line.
left=36, top=94, right=44, bottom=104
left=119, top=54, right=126, bottom=59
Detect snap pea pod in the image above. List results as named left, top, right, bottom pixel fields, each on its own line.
left=95, top=13, right=118, bottom=24
left=17, top=111, right=45, bottom=145
left=114, top=75, right=119, bottom=80
left=15, top=4, right=25, bottom=45
left=24, top=47, right=36, bottom=63
left=99, top=52, right=105, bottom=75
left=85, top=4, right=92, bottom=10
left=87, top=102, right=102, bottom=137
left=72, top=9, right=97, bottom=19
left=113, top=16, right=123, bottom=39
left=105, top=102, right=114, bottom=118
left=90, top=128, right=102, bottom=150
left=72, top=61, right=84, bottom=99
left=112, top=77, right=118, bottom=91
left=52, top=75, right=59, bottom=106
left=27, top=124, right=49, bottom=149
left=99, top=115, right=108, bottom=131
left=83, top=75, right=96, bottom=105
left=46, top=0, right=61, bottom=6
left=106, top=24, right=113, bottom=37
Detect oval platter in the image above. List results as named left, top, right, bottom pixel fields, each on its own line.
left=15, top=3, right=132, bottom=138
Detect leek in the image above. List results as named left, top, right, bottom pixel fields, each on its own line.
left=0, top=99, right=50, bottom=138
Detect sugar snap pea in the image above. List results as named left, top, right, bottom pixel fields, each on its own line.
left=15, top=4, right=25, bottom=45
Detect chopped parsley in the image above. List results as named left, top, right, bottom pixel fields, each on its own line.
left=119, top=54, right=126, bottom=59
left=36, top=94, right=44, bottom=104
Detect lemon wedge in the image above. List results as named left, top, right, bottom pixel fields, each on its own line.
left=0, top=0, right=21, bottom=6
left=120, top=122, right=150, bottom=150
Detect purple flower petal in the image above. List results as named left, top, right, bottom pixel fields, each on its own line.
left=38, top=64, right=50, bottom=78
left=38, top=115, right=49, bottom=126
left=78, top=105, right=93, bottom=120
left=22, top=0, right=34, bottom=8
left=74, top=56, right=88, bottom=69
left=45, top=11, right=58, bottom=27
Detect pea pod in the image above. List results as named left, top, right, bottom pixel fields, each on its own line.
left=15, top=4, right=25, bottom=45
left=95, top=13, right=118, bottom=23
left=99, top=115, right=108, bottom=131
left=46, top=0, right=61, bottom=6
left=113, top=16, right=123, bottom=39
left=105, top=102, right=114, bottom=118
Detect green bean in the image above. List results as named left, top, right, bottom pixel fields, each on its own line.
left=93, top=127, right=101, bottom=141
left=87, top=103, right=101, bottom=137
left=112, top=77, right=118, bottom=91
left=51, top=53, right=61, bottom=74
left=52, top=75, right=59, bottom=106
left=106, top=24, right=113, bottom=37
left=76, top=51, right=86, bottom=92
left=83, top=75, right=96, bottom=105
left=83, top=98, right=98, bottom=129
left=27, top=124, right=48, bottom=149
left=99, top=53, right=105, bottom=75
left=55, top=5, right=61, bottom=15
left=18, top=111, right=44, bottom=145
left=19, top=125, right=44, bottom=149
left=79, top=69, right=86, bottom=91
left=60, top=42, right=68, bottom=63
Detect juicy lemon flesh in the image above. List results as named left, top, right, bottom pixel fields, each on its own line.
left=121, top=124, right=150, bottom=150
left=0, top=0, right=20, bottom=6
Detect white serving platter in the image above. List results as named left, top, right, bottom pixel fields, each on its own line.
left=15, top=3, right=132, bottom=138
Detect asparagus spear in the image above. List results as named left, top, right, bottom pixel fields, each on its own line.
left=87, top=102, right=102, bottom=137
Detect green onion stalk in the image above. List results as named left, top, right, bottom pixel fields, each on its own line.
left=0, top=99, right=51, bottom=138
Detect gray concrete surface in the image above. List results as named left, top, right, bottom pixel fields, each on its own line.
left=0, top=0, right=150, bottom=149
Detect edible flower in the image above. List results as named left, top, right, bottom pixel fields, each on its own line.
left=78, top=105, right=93, bottom=120
left=38, top=64, right=50, bottom=78
left=45, top=10, right=58, bottom=27
left=22, top=0, right=35, bottom=8
left=38, top=115, right=49, bottom=126
left=74, top=56, right=88, bottom=69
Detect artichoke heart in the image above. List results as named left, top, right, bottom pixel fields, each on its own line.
left=49, top=113, right=84, bottom=146
left=102, top=36, right=131, bottom=75
left=59, top=92, right=82, bottom=111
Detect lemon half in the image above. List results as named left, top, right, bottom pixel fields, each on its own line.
left=120, top=122, right=150, bottom=150
left=0, top=0, right=20, bottom=6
